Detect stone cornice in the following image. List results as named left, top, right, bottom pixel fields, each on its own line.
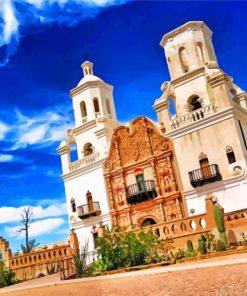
left=73, top=120, right=97, bottom=136
left=170, top=67, right=206, bottom=88
left=62, top=157, right=106, bottom=181
left=160, top=21, right=212, bottom=47
left=71, top=213, right=111, bottom=228
left=95, top=127, right=106, bottom=139
left=57, top=145, right=69, bottom=155
left=152, top=97, right=168, bottom=112
left=70, top=81, right=113, bottom=98
left=167, top=106, right=234, bottom=140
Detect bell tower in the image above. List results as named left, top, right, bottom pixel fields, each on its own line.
left=161, top=21, right=218, bottom=80
left=57, top=60, right=120, bottom=257
left=153, top=21, right=247, bottom=216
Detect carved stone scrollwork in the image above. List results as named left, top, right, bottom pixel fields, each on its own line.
left=66, top=129, right=76, bottom=144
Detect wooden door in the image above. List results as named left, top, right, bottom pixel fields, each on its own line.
left=136, top=174, right=146, bottom=192
left=200, top=158, right=211, bottom=178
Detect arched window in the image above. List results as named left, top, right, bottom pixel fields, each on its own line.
left=230, top=88, right=237, bottom=99
left=226, top=146, right=236, bottom=164
left=70, top=142, right=78, bottom=162
left=71, top=198, right=76, bottom=213
left=168, top=98, right=176, bottom=117
left=189, top=95, right=202, bottom=111
left=178, top=47, right=189, bottom=73
left=80, top=101, right=87, bottom=118
left=196, top=42, right=204, bottom=62
left=106, top=99, right=112, bottom=115
left=83, top=142, right=94, bottom=156
left=93, top=98, right=100, bottom=113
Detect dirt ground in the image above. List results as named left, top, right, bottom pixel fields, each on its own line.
left=1, top=262, right=247, bottom=296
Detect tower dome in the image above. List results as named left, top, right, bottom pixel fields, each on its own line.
left=77, top=61, right=103, bottom=86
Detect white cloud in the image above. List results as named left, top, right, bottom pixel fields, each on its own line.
left=0, top=0, right=18, bottom=44
left=5, top=217, right=65, bottom=238
left=19, top=124, right=47, bottom=145
left=0, top=154, right=14, bottom=162
left=0, top=0, right=127, bottom=65
left=0, top=121, right=10, bottom=140
left=0, top=203, right=67, bottom=224
left=1, top=107, right=73, bottom=150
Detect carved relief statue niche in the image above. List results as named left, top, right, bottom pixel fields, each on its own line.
left=104, top=116, right=184, bottom=229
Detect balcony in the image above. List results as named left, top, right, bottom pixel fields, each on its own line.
left=77, top=202, right=101, bottom=220
left=170, top=104, right=216, bottom=130
left=126, top=180, right=157, bottom=205
left=188, top=164, right=222, bottom=188
left=69, top=152, right=100, bottom=172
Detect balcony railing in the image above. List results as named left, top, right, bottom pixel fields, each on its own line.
left=77, top=202, right=101, bottom=219
left=69, top=152, right=100, bottom=172
left=188, top=164, right=222, bottom=188
left=126, top=180, right=157, bottom=205
left=170, top=104, right=216, bottom=130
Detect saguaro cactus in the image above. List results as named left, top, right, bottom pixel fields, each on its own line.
left=198, top=238, right=206, bottom=255
left=214, top=202, right=228, bottom=246
left=187, top=240, right=194, bottom=252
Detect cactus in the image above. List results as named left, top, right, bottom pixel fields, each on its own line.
left=198, top=238, right=207, bottom=255
left=214, top=203, right=228, bottom=246
left=187, top=240, right=194, bottom=252
left=216, top=240, right=226, bottom=252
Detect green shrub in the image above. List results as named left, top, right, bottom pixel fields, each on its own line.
left=37, top=273, right=45, bottom=278
left=89, top=259, right=108, bottom=276
left=187, top=240, right=193, bottom=252
left=216, top=240, right=226, bottom=252
left=92, top=227, right=163, bottom=274
left=0, top=261, right=17, bottom=287
left=201, top=233, right=216, bottom=253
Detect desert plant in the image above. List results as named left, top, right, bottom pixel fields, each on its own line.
left=187, top=240, right=194, bottom=252
left=198, top=238, right=207, bottom=255
left=170, top=248, right=185, bottom=260
left=216, top=240, right=226, bottom=252
left=201, top=233, right=216, bottom=253
left=46, top=262, right=57, bottom=275
left=240, top=232, right=247, bottom=246
left=37, top=273, right=45, bottom=278
left=73, top=239, right=89, bottom=278
left=214, top=203, right=228, bottom=246
left=0, top=261, right=17, bottom=287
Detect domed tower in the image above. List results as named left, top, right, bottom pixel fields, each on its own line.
left=57, top=61, right=120, bottom=257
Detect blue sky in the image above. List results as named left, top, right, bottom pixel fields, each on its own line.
left=0, top=0, right=247, bottom=252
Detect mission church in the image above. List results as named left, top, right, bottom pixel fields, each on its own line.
left=57, top=21, right=247, bottom=258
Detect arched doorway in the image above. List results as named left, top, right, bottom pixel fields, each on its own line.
left=141, top=218, right=157, bottom=227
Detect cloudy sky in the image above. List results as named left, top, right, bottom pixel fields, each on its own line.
left=0, top=0, right=247, bottom=252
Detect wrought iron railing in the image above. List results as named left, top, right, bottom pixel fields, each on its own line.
left=126, top=180, right=157, bottom=205
left=188, top=164, right=221, bottom=188
left=77, top=202, right=101, bottom=219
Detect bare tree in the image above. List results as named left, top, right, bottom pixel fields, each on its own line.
left=17, top=207, right=39, bottom=253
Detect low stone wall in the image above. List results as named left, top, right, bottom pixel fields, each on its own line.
left=10, top=245, right=73, bottom=280
left=128, top=196, right=218, bottom=250
left=225, top=208, right=247, bottom=244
